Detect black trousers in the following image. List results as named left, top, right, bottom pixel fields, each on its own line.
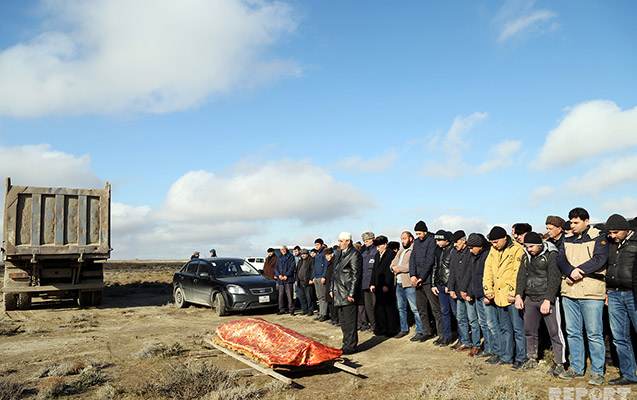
left=374, top=288, right=400, bottom=336
left=277, top=283, right=294, bottom=313
left=415, top=283, right=442, bottom=337
left=337, top=303, right=358, bottom=351
left=357, top=289, right=376, bottom=330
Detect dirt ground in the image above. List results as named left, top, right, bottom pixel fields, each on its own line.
left=0, top=262, right=633, bottom=400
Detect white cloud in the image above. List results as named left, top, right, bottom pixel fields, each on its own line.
left=424, top=112, right=522, bottom=178
left=0, top=144, right=101, bottom=187
left=431, top=215, right=490, bottom=235
left=162, top=160, right=372, bottom=223
left=602, top=197, right=637, bottom=219
left=566, top=154, right=637, bottom=194
left=0, top=0, right=299, bottom=117
left=337, top=150, right=398, bottom=173
left=536, top=100, right=637, bottom=168
left=477, top=139, right=522, bottom=173
left=498, top=9, right=557, bottom=42
left=529, top=185, right=555, bottom=206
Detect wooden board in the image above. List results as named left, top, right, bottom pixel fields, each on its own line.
left=206, top=338, right=294, bottom=386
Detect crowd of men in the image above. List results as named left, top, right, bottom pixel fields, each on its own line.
left=261, top=207, right=637, bottom=387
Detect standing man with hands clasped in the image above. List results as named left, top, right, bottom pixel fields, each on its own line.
left=330, top=232, right=363, bottom=355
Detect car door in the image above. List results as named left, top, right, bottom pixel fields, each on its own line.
left=192, top=261, right=215, bottom=305
left=178, top=261, right=198, bottom=299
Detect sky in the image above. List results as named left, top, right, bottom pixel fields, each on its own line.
left=0, top=0, right=636, bottom=259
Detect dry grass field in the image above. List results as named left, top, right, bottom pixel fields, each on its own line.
left=0, top=262, right=632, bottom=400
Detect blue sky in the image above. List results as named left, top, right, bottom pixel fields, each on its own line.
left=0, top=0, right=636, bottom=258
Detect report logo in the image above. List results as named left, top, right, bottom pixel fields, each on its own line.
left=548, top=387, right=632, bottom=400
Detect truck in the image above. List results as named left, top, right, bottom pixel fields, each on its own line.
left=2, top=178, right=111, bottom=310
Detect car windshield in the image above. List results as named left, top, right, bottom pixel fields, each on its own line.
left=215, top=260, right=260, bottom=277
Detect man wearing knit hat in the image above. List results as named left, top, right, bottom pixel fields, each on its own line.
left=514, top=232, right=566, bottom=375
left=359, top=232, right=377, bottom=333
left=557, top=207, right=609, bottom=385
left=432, top=230, right=455, bottom=346
left=545, top=216, right=566, bottom=249
left=604, top=214, right=637, bottom=385
left=447, top=230, right=472, bottom=350
left=410, top=221, right=441, bottom=342
left=483, top=226, right=526, bottom=368
left=465, top=233, right=491, bottom=357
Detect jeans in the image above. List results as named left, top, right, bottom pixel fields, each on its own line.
left=396, top=285, right=424, bottom=334
left=456, top=298, right=470, bottom=346
left=562, top=296, right=606, bottom=375
left=607, top=290, right=637, bottom=381
left=497, top=304, right=526, bottom=363
left=314, top=279, right=328, bottom=317
left=475, top=298, right=494, bottom=355
left=437, top=285, right=454, bottom=341
left=465, top=299, right=481, bottom=347
left=483, top=300, right=500, bottom=357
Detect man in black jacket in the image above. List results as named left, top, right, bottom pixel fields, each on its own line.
left=605, top=214, right=637, bottom=385
left=359, top=232, right=378, bottom=332
left=370, top=235, right=399, bottom=337
left=447, top=230, right=471, bottom=350
left=410, top=220, right=440, bottom=342
left=432, top=230, right=454, bottom=346
left=330, top=232, right=363, bottom=354
left=514, top=232, right=565, bottom=375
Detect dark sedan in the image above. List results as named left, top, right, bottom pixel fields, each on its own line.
left=172, top=257, right=277, bottom=316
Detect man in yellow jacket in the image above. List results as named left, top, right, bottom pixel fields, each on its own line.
left=483, top=226, right=527, bottom=368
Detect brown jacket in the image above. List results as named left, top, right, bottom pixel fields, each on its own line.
left=390, top=244, right=413, bottom=288
left=263, top=254, right=277, bottom=280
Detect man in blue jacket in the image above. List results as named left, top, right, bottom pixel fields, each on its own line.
left=312, top=238, right=330, bottom=321
left=274, top=245, right=296, bottom=315
left=410, top=220, right=440, bottom=342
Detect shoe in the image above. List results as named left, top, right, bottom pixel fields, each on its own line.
left=433, top=337, right=442, bottom=346
left=277, top=310, right=285, bottom=315
left=450, top=341, right=463, bottom=350
left=609, top=377, right=637, bottom=386
left=437, top=338, right=452, bottom=347
left=359, top=325, right=370, bottom=332
left=306, top=312, right=314, bottom=317
left=478, top=352, right=492, bottom=359
left=394, top=331, right=409, bottom=339
left=486, top=356, right=501, bottom=365
left=496, top=360, right=513, bottom=366
left=318, top=316, right=329, bottom=322
left=456, top=344, right=471, bottom=352
left=588, top=374, right=605, bottom=386
left=550, top=364, right=566, bottom=377
left=468, top=347, right=482, bottom=357
left=341, top=348, right=357, bottom=355
left=512, top=361, right=524, bottom=370
left=289, top=311, right=296, bottom=316
left=521, top=359, right=538, bottom=370
left=559, top=369, right=584, bottom=380
left=410, top=333, right=427, bottom=342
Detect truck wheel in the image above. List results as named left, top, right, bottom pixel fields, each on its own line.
left=17, top=293, right=31, bottom=310
left=3, top=293, right=18, bottom=311
left=174, top=287, right=188, bottom=309
left=214, top=293, right=228, bottom=317
left=92, top=290, right=103, bottom=306
left=78, top=291, right=93, bottom=307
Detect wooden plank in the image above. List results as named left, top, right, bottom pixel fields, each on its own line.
left=332, top=361, right=363, bottom=376
left=206, top=339, right=294, bottom=386
left=54, top=194, right=64, bottom=245
left=78, top=195, right=87, bottom=246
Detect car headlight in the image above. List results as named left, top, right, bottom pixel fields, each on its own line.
left=226, top=284, right=246, bottom=295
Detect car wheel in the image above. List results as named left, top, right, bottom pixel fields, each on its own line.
left=174, top=287, right=188, bottom=309
left=213, top=293, right=228, bottom=317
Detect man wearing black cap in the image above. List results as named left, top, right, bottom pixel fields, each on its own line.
left=466, top=233, right=490, bottom=357
left=359, top=232, right=378, bottom=332
left=483, top=226, right=526, bottom=367
left=410, top=221, right=440, bottom=342
left=312, top=238, right=329, bottom=322
left=371, top=235, right=399, bottom=336
left=605, top=214, right=637, bottom=385
left=514, top=232, right=566, bottom=375
left=512, top=223, right=532, bottom=245
left=447, top=230, right=472, bottom=350
left=432, top=230, right=455, bottom=346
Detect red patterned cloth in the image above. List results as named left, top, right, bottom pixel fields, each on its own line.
left=215, top=318, right=343, bottom=367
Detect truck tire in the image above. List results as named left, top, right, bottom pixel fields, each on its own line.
left=78, top=291, right=93, bottom=307
left=174, top=287, right=188, bottom=309
left=214, top=293, right=228, bottom=317
left=17, top=293, right=31, bottom=310
left=3, top=293, right=18, bottom=311
left=92, top=290, right=103, bottom=306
